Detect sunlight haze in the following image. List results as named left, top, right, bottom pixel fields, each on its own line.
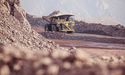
left=21, top=0, right=125, bottom=25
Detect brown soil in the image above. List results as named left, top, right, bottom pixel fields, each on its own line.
left=52, top=39, right=125, bottom=56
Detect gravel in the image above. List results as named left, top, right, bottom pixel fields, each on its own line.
left=0, top=0, right=61, bottom=51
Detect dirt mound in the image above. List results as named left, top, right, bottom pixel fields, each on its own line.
left=0, top=0, right=60, bottom=51
left=74, top=21, right=125, bottom=37
left=26, top=11, right=61, bottom=31
left=26, top=14, right=47, bottom=27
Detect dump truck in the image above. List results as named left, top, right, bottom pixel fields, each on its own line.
left=43, top=14, right=75, bottom=33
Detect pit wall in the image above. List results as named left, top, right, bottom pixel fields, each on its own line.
left=74, top=21, right=125, bottom=37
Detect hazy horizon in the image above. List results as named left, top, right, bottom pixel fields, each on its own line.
left=21, top=0, right=125, bottom=25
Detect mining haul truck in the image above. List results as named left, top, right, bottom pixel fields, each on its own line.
left=44, top=14, right=75, bottom=33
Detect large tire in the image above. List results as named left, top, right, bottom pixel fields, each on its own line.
left=52, top=24, right=57, bottom=31
left=58, top=24, right=63, bottom=31
left=47, top=24, right=52, bottom=31
left=45, top=25, right=48, bottom=31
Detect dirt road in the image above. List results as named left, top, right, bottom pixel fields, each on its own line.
left=52, top=39, right=125, bottom=56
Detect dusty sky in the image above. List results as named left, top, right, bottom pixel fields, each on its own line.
left=21, top=0, right=125, bottom=25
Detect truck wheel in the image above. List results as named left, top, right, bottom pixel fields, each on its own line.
left=52, top=24, right=56, bottom=31
left=45, top=25, right=48, bottom=31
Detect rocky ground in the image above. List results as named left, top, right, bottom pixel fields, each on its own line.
left=0, top=0, right=60, bottom=52
left=0, top=0, right=125, bottom=75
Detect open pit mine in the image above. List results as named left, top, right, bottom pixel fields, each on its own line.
left=0, top=0, right=125, bottom=75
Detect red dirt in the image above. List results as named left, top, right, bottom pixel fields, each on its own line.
left=52, top=39, right=125, bottom=56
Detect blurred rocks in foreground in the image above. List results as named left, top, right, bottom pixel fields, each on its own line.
left=0, top=44, right=125, bottom=75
